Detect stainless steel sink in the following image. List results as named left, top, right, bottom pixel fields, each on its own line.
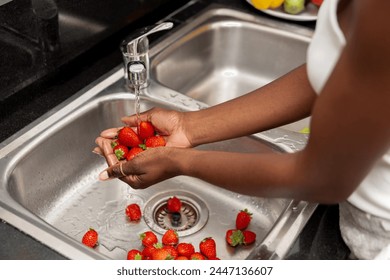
left=151, top=6, right=312, bottom=133
left=0, top=5, right=316, bottom=260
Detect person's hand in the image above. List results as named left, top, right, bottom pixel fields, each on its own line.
left=95, top=107, right=192, bottom=149
left=95, top=135, right=183, bottom=188
left=93, top=107, right=191, bottom=188
left=123, top=107, right=192, bottom=148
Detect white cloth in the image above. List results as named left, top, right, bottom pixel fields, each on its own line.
left=339, top=202, right=390, bottom=260
left=307, top=0, right=345, bottom=94
left=306, top=0, right=390, bottom=259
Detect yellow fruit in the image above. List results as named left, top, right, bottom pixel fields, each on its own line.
left=284, top=0, right=305, bottom=14
left=270, top=0, right=284, bottom=9
left=299, top=127, right=310, bottom=134
left=251, top=0, right=273, bottom=10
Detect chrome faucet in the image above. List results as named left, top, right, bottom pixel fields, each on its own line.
left=121, top=22, right=173, bottom=90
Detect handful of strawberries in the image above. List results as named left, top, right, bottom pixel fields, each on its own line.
left=112, top=121, right=166, bottom=161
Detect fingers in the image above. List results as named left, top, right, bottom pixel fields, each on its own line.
left=95, top=136, right=118, bottom=167
left=121, top=113, right=148, bottom=126
left=92, top=146, right=103, bottom=156
left=100, top=127, right=121, bottom=138
left=121, top=108, right=156, bottom=126
left=95, top=135, right=144, bottom=188
left=99, top=162, right=125, bottom=180
left=98, top=159, right=144, bottom=189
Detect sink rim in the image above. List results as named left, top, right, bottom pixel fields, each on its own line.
left=149, top=5, right=313, bottom=60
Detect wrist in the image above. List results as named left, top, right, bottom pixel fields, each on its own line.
left=182, top=110, right=211, bottom=147
left=181, top=111, right=200, bottom=147
left=169, top=147, right=197, bottom=177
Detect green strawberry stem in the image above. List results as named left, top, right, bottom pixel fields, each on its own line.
left=231, top=230, right=244, bottom=247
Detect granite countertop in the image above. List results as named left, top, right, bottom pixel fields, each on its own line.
left=0, top=0, right=350, bottom=260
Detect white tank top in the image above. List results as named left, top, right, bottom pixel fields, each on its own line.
left=307, top=0, right=390, bottom=220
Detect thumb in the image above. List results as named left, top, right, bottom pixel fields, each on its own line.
left=121, top=112, right=150, bottom=126
left=99, top=162, right=128, bottom=180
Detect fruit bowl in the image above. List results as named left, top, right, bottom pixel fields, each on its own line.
left=245, top=0, right=319, bottom=21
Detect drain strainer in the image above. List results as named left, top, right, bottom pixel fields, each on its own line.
left=143, top=191, right=209, bottom=237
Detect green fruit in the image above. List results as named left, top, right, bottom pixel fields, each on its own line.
left=284, top=0, right=305, bottom=15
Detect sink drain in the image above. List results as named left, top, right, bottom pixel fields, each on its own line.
left=143, top=191, right=209, bottom=237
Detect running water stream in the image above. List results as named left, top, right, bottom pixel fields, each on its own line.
left=134, top=84, right=141, bottom=133
left=127, top=61, right=145, bottom=133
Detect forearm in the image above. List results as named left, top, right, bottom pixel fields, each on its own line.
left=184, top=64, right=317, bottom=146
left=176, top=148, right=332, bottom=202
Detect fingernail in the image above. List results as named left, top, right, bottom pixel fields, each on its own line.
left=99, top=171, right=110, bottom=181
left=92, top=148, right=103, bottom=156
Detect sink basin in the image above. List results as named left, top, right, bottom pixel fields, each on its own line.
left=151, top=7, right=312, bottom=133
left=0, top=5, right=316, bottom=260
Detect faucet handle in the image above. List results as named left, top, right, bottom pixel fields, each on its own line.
left=121, top=21, right=173, bottom=89
left=121, top=22, right=174, bottom=56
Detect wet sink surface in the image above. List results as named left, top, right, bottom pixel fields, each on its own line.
left=3, top=92, right=292, bottom=260
left=7, top=95, right=284, bottom=259
left=152, top=14, right=307, bottom=104
left=0, top=6, right=316, bottom=260
left=151, top=7, right=312, bottom=133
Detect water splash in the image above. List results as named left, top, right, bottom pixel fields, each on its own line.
left=96, top=194, right=147, bottom=252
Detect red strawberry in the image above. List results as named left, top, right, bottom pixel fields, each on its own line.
left=140, top=231, right=158, bottom=247
left=311, top=0, right=323, bottom=6
left=125, top=203, right=142, bottom=221
left=145, top=135, right=166, bottom=148
left=166, top=196, right=182, bottom=213
left=236, top=209, right=252, bottom=230
left=175, top=256, right=188, bottom=260
left=126, top=146, right=144, bottom=161
left=190, top=252, right=206, bottom=260
left=163, top=245, right=179, bottom=259
left=162, top=229, right=179, bottom=246
left=242, top=230, right=257, bottom=245
left=82, top=228, right=98, bottom=248
left=127, top=249, right=143, bottom=260
left=138, top=121, right=155, bottom=140
left=142, top=246, right=157, bottom=260
left=152, top=246, right=174, bottom=260
left=225, top=229, right=244, bottom=247
left=118, top=126, right=142, bottom=147
left=176, top=243, right=195, bottom=258
left=199, top=237, right=217, bottom=259
left=113, top=144, right=129, bottom=160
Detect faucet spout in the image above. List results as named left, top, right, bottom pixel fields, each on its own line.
left=128, top=62, right=147, bottom=87
left=121, top=22, right=173, bottom=90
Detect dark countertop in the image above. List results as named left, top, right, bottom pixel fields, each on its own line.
left=0, top=0, right=192, bottom=142
left=0, top=0, right=350, bottom=260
